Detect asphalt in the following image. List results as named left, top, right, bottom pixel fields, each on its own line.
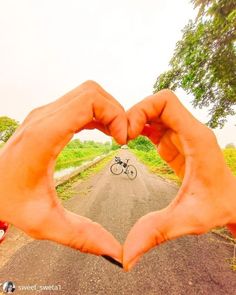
left=0, top=150, right=236, bottom=295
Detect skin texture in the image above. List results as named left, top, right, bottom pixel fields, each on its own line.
left=123, top=89, right=236, bottom=270
left=0, top=81, right=127, bottom=262
left=0, top=82, right=236, bottom=271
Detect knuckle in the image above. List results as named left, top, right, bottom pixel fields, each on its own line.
left=19, top=123, right=38, bottom=143
left=197, top=124, right=218, bottom=146
left=25, top=106, right=44, bottom=122
left=80, top=89, right=97, bottom=106
left=157, top=89, right=177, bottom=102
left=158, top=88, right=175, bottom=97
left=81, top=80, right=100, bottom=90
left=29, top=106, right=43, bottom=116
left=203, top=125, right=217, bottom=142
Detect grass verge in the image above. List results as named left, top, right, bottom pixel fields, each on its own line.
left=131, top=149, right=180, bottom=184
left=55, top=139, right=112, bottom=171
left=223, top=148, right=236, bottom=176
left=55, top=146, right=110, bottom=170
left=56, top=152, right=116, bottom=200
left=212, top=227, right=236, bottom=271
left=132, top=148, right=236, bottom=184
left=230, top=257, right=236, bottom=271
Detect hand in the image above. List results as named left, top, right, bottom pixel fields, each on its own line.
left=0, top=81, right=127, bottom=261
left=124, top=89, right=236, bottom=271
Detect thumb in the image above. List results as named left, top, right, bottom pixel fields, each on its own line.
left=35, top=208, right=122, bottom=262
left=123, top=203, right=208, bottom=271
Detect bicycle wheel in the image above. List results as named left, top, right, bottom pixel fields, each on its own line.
left=127, top=165, right=137, bottom=180
left=110, top=163, right=123, bottom=175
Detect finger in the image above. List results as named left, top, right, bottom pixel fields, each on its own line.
left=127, top=89, right=201, bottom=140
left=35, top=208, right=122, bottom=261
left=123, top=200, right=213, bottom=271
left=79, top=120, right=110, bottom=136
left=21, top=81, right=124, bottom=127
left=141, top=124, right=167, bottom=145
left=52, top=92, right=126, bottom=146
left=127, top=89, right=223, bottom=169
left=51, top=91, right=127, bottom=145
left=16, top=82, right=127, bottom=170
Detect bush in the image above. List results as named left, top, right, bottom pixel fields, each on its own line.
left=223, top=148, right=236, bottom=176
left=128, top=136, right=155, bottom=152
left=55, top=139, right=111, bottom=170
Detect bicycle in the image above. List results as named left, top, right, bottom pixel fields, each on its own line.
left=110, top=156, right=137, bottom=180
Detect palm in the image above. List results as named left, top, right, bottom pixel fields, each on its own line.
left=124, top=90, right=236, bottom=271
left=0, top=81, right=125, bottom=259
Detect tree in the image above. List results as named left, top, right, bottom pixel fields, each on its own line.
left=128, top=136, right=155, bottom=151
left=225, top=142, right=236, bottom=149
left=111, top=139, right=120, bottom=150
left=0, top=116, right=19, bottom=142
left=154, top=0, right=236, bottom=128
left=104, top=141, right=111, bottom=146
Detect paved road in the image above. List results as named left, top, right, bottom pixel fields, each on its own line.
left=0, top=150, right=236, bottom=295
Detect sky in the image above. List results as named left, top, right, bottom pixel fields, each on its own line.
left=0, top=0, right=235, bottom=147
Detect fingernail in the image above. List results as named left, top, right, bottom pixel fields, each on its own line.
left=102, top=255, right=123, bottom=268
left=126, top=256, right=140, bottom=271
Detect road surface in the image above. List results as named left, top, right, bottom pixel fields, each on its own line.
left=0, top=150, right=235, bottom=295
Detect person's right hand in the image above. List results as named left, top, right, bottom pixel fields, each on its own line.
left=124, top=89, right=236, bottom=271
left=0, top=81, right=127, bottom=261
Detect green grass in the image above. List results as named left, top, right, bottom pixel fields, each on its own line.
left=56, top=152, right=116, bottom=200
left=212, top=226, right=236, bottom=271
left=230, top=258, right=236, bottom=271
left=55, top=141, right=111, bottom=171
left=132, top=148, right=236, bottom=184
left=223, top=148, right=236, bottom=176
left=131, top=149, right=180, bottom=184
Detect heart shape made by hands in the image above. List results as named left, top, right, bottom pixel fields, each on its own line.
left=0, top=81, right=235, bottom=271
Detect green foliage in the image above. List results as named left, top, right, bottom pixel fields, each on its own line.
left=225, top=143, right=236, bottom=149
left=0, top=116, right=19, bottom=142
left=154, top=0, right=236, bottom=128
left=132, top=149, right=179, bottom=183
left=230, top=257, right=236, bottom=271
left=223, top=148, right=236, bottom=175
left=111, top=139, right=120, bottom=150
left=128, top=136, right=155, bottom=151
left=132, top=147, right=236, bottom=183
left=56, top=152, right=115, bottom=200
left=55, top=140, right=111, bottom=170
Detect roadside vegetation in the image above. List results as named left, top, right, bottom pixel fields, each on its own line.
left=56, top=152, right=116, bottom=200
left=223, top=148, right=236, bottom=176
left=128, top=136, right=236, bottom=183
left=0, top=116, right=19, bottom=142
left=55, top=139, right=112, bottom=171
left=128, top=136, right=179, bottom=183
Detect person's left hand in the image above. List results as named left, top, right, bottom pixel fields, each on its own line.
left=123, top=90, right=236, bottom=271
left=0, top=81, right=127, bottom=261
